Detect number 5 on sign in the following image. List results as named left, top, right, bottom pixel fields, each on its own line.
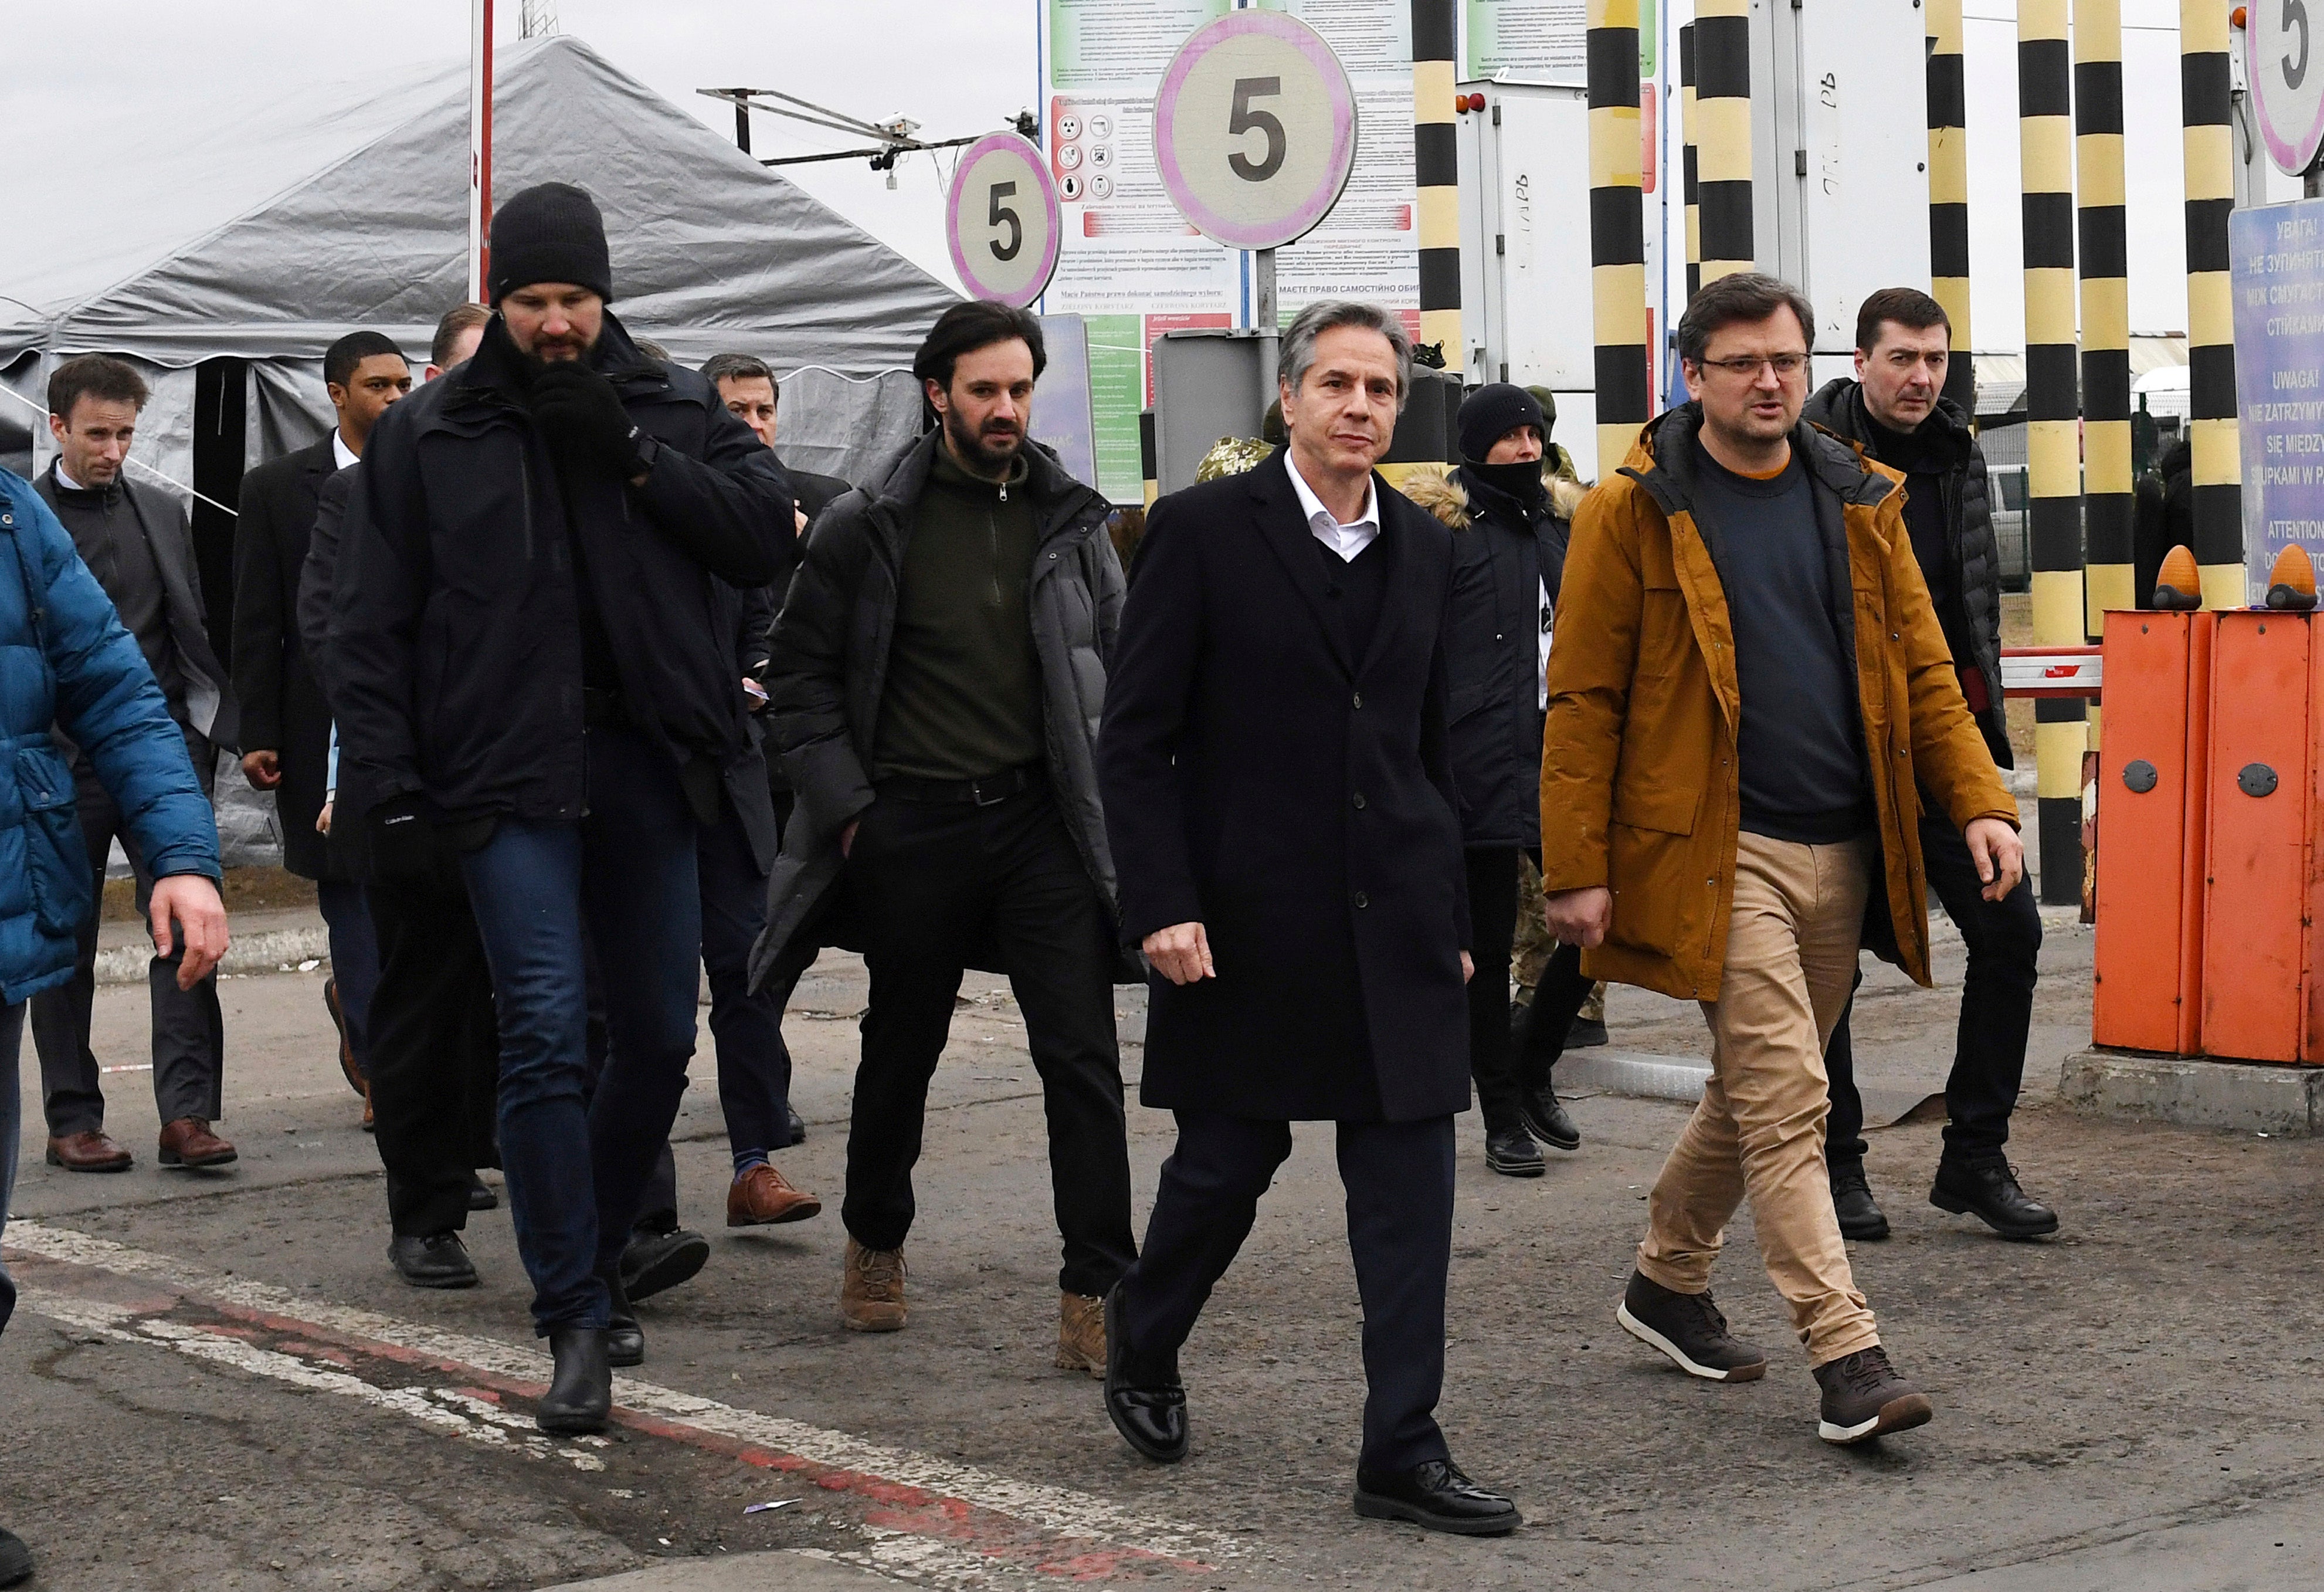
left=945, top=133, right=1061, bottom=308
left=2251, top=0, right=2324, bottom=177
left=1154, top=11, right=1358, bottom=252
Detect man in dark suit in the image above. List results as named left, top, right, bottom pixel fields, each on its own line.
left=30, top=355, right=241, bottom=1176
left=701, top=353, right=851, bottom=526
left=233, top=331, right=411, bottom=1117
left=1095, top=302, right=1519, bottom=1536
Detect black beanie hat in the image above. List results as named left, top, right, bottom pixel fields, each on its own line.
left=488, top=182, right=613, bottom=306
left=1457, top=382, right=1546, bottom=465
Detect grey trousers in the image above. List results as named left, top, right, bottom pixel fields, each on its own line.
left=29, top=728, right=223, bottom=1137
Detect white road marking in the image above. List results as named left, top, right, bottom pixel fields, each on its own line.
left=5, top=1220, right=1230, bottom=1567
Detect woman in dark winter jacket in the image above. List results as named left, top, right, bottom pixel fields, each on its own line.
left=1413, top=383, right=1588, bottom=1178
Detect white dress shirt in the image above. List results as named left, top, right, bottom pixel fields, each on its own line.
left=332, top=428, right=358, bottom=471
left=1284, top=455, right=1380, bottom=562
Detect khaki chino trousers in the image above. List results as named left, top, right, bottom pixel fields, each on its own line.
left=1635, top=831, right=1881, bottom=1366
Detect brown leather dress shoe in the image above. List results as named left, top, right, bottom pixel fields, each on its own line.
left=361, top=1078, right=375, bottom=1133
left=1056, top=1290, right=1106, bottom=1378
left=323, top=977, right=365, bottom=1096
left=726, top=1163, right=822, bottom=1227
left=158, top=1117, right=238, bottom=1169
left=46, top=1130, right=133, bottom=1173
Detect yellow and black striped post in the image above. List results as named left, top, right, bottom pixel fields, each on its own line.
left=2022, top=0, right=2084, bottom=905
left=1694, top=0, right=1752, bottom=283
left=2078, top=1, right=2133, bottom=642
left=1588, top=0, right=1650, bottom=472
left=1926, top=0, right=1973, bottom=412
left=1681, top=21, right=1701, bottom=303
left=2183, top=0, right=2243, bottom=607
left=1413, top=0, right=1463, bottom=372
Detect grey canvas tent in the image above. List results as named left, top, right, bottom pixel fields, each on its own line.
left=0, top=33, right=958, bottom=548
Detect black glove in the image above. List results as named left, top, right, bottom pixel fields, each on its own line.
left=527, top=360, right=646, bottom=479
left=365, top=792, right=438, bottom=887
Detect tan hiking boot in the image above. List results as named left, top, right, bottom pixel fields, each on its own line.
left=1056, top=1291, right=1106, bottom=1377
left=840, top=1238, right=907, bottom=1332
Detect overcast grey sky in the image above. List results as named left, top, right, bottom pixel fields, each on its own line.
left=9, top=0, right=2202, bottom=350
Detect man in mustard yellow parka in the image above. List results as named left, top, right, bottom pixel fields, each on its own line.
left=1538, top=274, right=2023, bottom=1447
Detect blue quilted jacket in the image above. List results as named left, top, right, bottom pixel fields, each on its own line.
left=0, top=466, right=218, bottom=1005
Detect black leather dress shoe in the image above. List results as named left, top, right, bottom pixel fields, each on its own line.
left=466, top=1173, right=498, bottom=1212
left=1484, top=1126, right=1545, bottom=1178
left=1931, top=1160, right=2059, bottom=1239
left=1353, top=1458, right=1521, bottom=1536
left=1102, top=1284, right=1186, bottom=1462
left=786, top=1106, right=808, bottom=1146
left=602, top=1270, right=645, bottom=1367
left=539, top=1326, right=611, bottom=1435
left=1830, top=1164, right=1890, bottom=1241
left=1518, top=1082, right=1581, bottom=1151
left=0, top=1524, right=33, bottom=1588
left=388, top=1232, right=479, bottom=1289
left=619, top=1225, right=710, bottom=1302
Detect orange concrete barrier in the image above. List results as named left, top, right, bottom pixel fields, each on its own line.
left=2091, top=611, right=2211, bottom=1055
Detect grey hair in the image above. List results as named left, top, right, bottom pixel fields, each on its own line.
left=1674, top=272, right=1817, bottom=365
left=1279, top=301, right=1412, bottom=413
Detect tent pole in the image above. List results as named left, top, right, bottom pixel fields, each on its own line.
left=469, top=0, right=494, bottom=303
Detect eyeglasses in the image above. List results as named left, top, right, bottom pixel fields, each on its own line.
left=1695, top=353, right=1810, bottom=380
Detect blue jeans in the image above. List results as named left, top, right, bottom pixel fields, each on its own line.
left=318, top=879, right=381, bottom=1079
left=1, top=999, right=23, bottom=1335
left=459, top=726, right=704, bottom=1334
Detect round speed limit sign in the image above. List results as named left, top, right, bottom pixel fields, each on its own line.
left=2250, top=0, right=2324, bottom=176
left=945, top=133, right=1061, bottom=308
left=1153, top=11, right=1358, bottom=252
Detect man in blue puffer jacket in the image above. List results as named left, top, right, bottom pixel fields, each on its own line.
left=0, top=463, right=226, bottom=1588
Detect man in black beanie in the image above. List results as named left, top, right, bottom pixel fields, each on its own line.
left=331, top=181, right=795, bottom=1434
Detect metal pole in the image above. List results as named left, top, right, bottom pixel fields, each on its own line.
left=735, top=101, right=751, bottom=155
left=1681, top=22, right=1700, bottom=304
left=2021, top=0, right=2085, bottom=906
left=1412, top=0, right=1464, bottom=371
left=1926, top=0, right=1974, bottom=412
left=1587, top=0, right=1650, bottom=474
left=2077, top=0, right=2133, bottom=643
left=1256, top=247, right=1280, bottom=402
left=1693, top=0, right=1752, bottom=283
left=468, top=0, right=494, bottom=303
left=2181, top=1, right=2240, bottom=606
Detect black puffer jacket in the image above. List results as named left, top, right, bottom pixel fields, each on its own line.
left=1806, top=378, right=2010, bottom=768
left=749, top=429, right=1124, bottom=993
left=330, top=311, right=793, bottom=824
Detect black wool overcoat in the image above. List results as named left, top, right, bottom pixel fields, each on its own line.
left=1099, top=448, right=1473, bottom=1123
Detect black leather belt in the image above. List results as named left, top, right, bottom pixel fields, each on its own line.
left=876, top=764, right=1042, bottom=807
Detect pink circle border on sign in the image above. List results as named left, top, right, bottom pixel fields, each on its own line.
left=945, top=133, right=1062, bottom=309
left=2248, top=8, right=2324, bottom=179
left=1153, top=10, right=1358, bottom=252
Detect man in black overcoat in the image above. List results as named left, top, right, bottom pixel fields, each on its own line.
left=1094, top=302, right=1519, bottom=1536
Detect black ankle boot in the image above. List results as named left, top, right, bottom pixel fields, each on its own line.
left=602, top=1270, right=644, bottom=1367
left=540, top=1326, right=611, bottom=1434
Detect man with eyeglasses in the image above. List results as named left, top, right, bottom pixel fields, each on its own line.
left=1804, top=288, right=2054, bottom=1245
left=1538, top=273, right=2022, bottom=1445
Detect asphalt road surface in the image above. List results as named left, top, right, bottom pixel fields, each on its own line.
left=7, top=914, right=2323, bottom=1591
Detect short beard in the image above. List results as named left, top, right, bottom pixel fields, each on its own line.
left=944, top=404, right=1021, bottom=477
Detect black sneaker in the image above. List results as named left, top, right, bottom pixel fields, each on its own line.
left=1830, top=1163, right=1890, bottom=1241
left=467, top=1172, right=498, bottom=1212
left=1813, top=1346, right=1933, bottom=1444
left=1616, top=1270, right=1767, bottom=1381
left=619, top=1225, right=711, bottom=1302
left=1484, top=1126, right=1545, bottom=1178
left=1931, top=1160, right=2058, bottom=1239
left=1518, top=1081, right=1581, bottom=1151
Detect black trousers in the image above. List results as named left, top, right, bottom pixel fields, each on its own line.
left=1464, top=848, right=1523, bottom=1134
left=1826, top=803, right=2043, bottom=1170
left=1119, top=1110, right=1457, bottom=1473
left=30, top=729, right=222, bottom=1136
left=842, top=784, right=1135, bottom=1298
left=1514, top=940, right=1594, bottom=1090
left=365, top=861, right=501, bottom=1237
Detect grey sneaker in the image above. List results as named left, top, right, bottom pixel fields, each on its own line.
left=1813, top=1346, right=1934, bottom=1444
left=1616, top=1270, right=1768, bottom=1381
